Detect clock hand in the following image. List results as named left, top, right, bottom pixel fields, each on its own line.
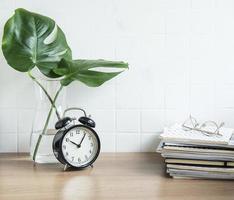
left=69, top=140, right=79, bottom=148
left=79, top=133, right=86, bottom=147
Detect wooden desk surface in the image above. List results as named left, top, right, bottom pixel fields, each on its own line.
left=0, top=153, right=233, bottom=200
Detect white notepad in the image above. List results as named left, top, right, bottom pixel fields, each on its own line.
left=160, top=124, right=234, bottom=145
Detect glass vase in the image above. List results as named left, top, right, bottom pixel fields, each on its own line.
left=30, top=78, right=66, bottom=163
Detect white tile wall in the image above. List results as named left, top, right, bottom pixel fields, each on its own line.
left=141, top=110, right=164, bottom=133
left=0, top=133, right=17, bottom=152
left=116, top=110, right=140, bottom=133
left=116, top=134, right=141, bottom=152
left=18, top=132, right=31, bottom=152
left=1, top=0, right=234, bottom=152
left=141, top=134, right=161, bottom=152
left=99, top=134, right=116, bottom=152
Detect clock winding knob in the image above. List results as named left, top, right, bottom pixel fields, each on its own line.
left=55, top=117, right=72, bottom=129
left=79, top=116, right=96, bottom=128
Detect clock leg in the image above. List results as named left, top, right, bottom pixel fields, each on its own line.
left=90, top=164, right=94, bottom=168
left=63, top=164, right=68, bottom=171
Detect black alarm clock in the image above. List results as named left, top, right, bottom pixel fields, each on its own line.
left=52, top=108, right=101, bottom=170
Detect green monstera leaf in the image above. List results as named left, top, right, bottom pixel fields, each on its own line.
left=2, top=8, right=128, bottom=85
left=2, top=8, right=72, bottom=78
left=54, top=59, right=128, bottom=86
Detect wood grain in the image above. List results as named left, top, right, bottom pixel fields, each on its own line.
left=0, top=153, right=234, bottom=200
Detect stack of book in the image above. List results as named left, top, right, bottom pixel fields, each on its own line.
left=157, top=124, right=234, bottom=179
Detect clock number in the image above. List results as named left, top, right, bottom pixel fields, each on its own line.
left=63, top=145, right=66, bottom=150
left=88, top=135, right=92, bottom=140
left=66, top=138, right=69, bottom=142
left=66, top=152, right=69, bottom=156
left=76, top=130, right=80, bottom=134
left=70, top=132, right=73, bottom=137
left=91, top=143, right=94, bottom=147
left=78, top=158, right=81, bottom=163
left=71, top=156, right=74, bottom=161
left=89, top=150, right=92, bottom=154
left=85, top=155, right=88, bottom=161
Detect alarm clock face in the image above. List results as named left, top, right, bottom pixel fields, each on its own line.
left=61, top=125, right=100, bottom=168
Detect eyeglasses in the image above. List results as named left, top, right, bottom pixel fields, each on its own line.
left=182, top=115, right=224, bottom=137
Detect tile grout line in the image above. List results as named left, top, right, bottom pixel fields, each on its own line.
left=139, top=109, right=143, bottom=152
left=114, top=43, right=118, bottom=153
left=16, top=109, right=19, bottom=153
left=163, top=27, right=168, bottom=128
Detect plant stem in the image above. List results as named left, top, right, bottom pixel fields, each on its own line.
left=32, top=85, right=63, bottom=161
left=27, top=70, right=64, bottom=162
left=27, top=71, right=61, bottom=120
left=32, top=106, right=53, bottom=161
